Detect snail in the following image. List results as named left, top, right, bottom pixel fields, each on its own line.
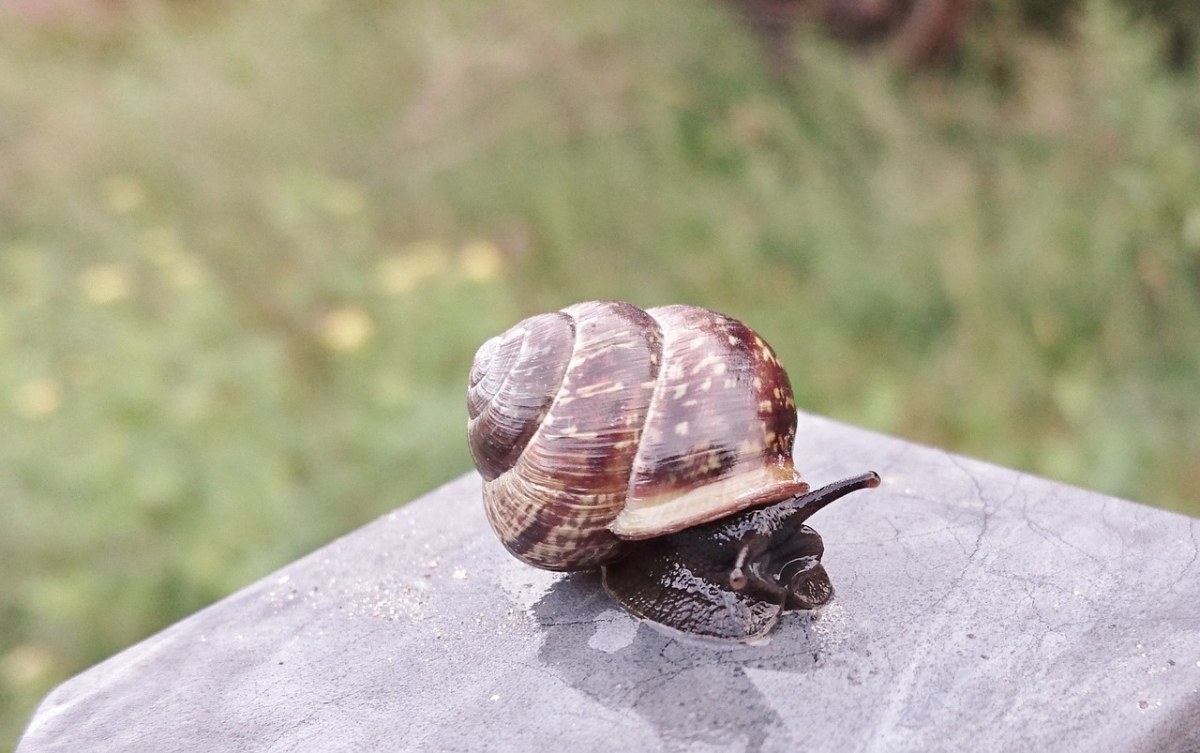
left=467, top=300, right=880, bottom=643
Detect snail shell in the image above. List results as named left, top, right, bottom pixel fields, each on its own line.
left=467, top=300, right=879, bottom=641
left=468, top=300, right=804, bottom=570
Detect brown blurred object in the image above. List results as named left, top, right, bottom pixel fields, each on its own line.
left=723, top=0, right=975, bottom=73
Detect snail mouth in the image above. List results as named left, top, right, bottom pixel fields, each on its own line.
left=609, top=469, right=809, bottom=540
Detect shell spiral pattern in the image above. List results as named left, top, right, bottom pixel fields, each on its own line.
left=468, top=301, right=810, bottom=571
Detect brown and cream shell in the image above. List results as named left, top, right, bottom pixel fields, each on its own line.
left=467, top=300, right=810, bottom=571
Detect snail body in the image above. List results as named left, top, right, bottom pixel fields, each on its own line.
left=467, top=301, right=879, bottom=642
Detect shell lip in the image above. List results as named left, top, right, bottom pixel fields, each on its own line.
left=609, top=473, right=810, bottom=541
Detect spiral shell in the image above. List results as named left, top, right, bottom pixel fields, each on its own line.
left=467, top=301, right=808, bottom=571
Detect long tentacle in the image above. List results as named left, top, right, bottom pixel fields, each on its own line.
left=737, top=471, right=880, bottom=535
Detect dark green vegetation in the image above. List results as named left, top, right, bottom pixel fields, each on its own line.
left=2, top=0, right=1198, bottom=744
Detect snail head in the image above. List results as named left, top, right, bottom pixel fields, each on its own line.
left=710, top=471, right=881, bottom=609
left=602, top=471, right=880, bottom=641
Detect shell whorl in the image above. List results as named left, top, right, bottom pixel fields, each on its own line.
left=467, top=312, right=574, bottom=481
left=468, top=301, right=809, bottom=571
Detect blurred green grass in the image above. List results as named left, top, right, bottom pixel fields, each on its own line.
left=2, top=0, right=1199, bottom=744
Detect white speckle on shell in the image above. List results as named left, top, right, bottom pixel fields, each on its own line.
left=576, top=380, right=627, bottom=398
left=691, top=354, right=720, bottom=374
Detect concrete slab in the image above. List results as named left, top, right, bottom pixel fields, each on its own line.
left=17, top=415, right=1200, bottom=752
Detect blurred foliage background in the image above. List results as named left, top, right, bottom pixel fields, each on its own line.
left=2, top=0, right=1199, bottom=744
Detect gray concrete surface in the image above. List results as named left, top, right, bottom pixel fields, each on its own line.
left=17, top=414, right=1200, bottom=752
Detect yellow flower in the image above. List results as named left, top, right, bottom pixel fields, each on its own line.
left=102, top=175, right=146, bottom=214
left=66, top=354, right=100, bottom=387
left=159, top=253, right=205, bottom=288
left=141, top=228, right=206, bottom=288
left=79, top=264, right=133, bottom=305
left=458, top=240, right=504, bottom=282
left=318, top=306, right=374, bottom=352
left=323, top=179, right=367, bottom=217
left=378, top=242, right=449, bottom=295
left=174, top=385, right=213, bottom=424
left=14, top=378, right=61, bottom=419
left=1184, top=207, right=1200, bottom=250
left=1, top=644, right=55, bottom=689
left=141, top=227, right=185, bottom=264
